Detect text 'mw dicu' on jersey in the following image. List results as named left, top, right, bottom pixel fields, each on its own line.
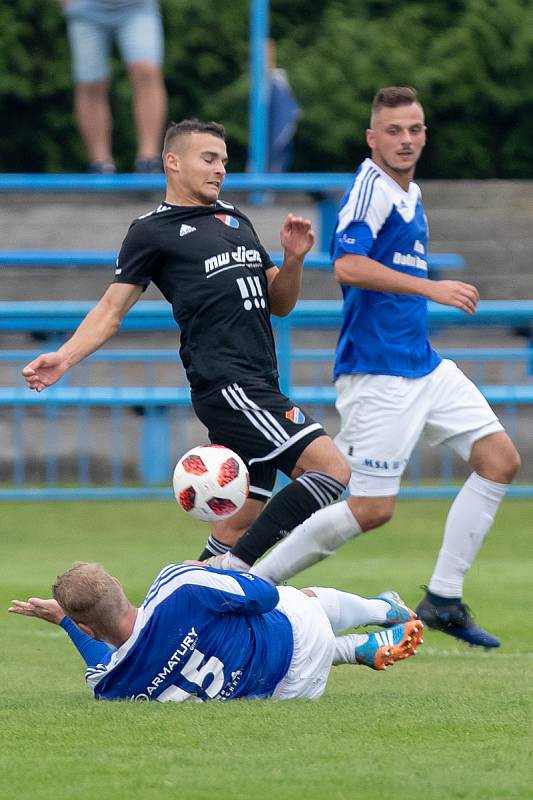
left=331, top=158, right=441, bottom=379
left=114, top=201, right=278, bottom=396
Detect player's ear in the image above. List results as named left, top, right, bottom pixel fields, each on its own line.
left=164, top=150, right=180, bottom=174
left=78, top=621, right=96, bottom=639
left=366, top=128, right=375, bottom=150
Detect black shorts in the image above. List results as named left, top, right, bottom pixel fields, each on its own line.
left=191, top=378, right=327, bottom=502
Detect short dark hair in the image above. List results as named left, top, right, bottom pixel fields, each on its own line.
left=163, top=119, right=226, bottom=155
left=370, top=87, right=420, bottom=123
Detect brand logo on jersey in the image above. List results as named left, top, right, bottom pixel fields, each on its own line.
left=180, top=224, right=196, bottom=237
left=236, top=275, right=266, bottom=310
left=413, top=239, right=425, bottom=255
left=392, top=251, right=427, bottom=272
left=141, top=627, right=198, bottom=697
left=218, top=669, right=243, bottom=700
left=205, top=246, right=262, bottom=275
left=285, top=407, right=305, bottom=424
left=215, top=213, right=239, bottom=229
left=340, top=234, right=356, bottom=245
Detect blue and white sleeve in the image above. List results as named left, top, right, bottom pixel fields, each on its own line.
left=59, top=616, right=116, bottom=668
left=144, top=564, right=280, bottom=618
left=332, top=179, right=392, bottom=261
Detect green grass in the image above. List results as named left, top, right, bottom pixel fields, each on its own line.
left=1, top=500, right=533, bottom=800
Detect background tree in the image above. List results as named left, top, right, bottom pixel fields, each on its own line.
left=1, top=0, right=533, bottom=175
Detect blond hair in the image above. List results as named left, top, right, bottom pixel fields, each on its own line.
left=53, top=562, right=128, bottom=636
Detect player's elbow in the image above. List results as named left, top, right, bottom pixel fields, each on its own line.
left=334, top=256, right=362, bottom=286
left=271, top=304, right=292, bottom=318
left=270, top=297, right=296, bottom=317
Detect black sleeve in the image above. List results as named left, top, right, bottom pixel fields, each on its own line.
left=114, top=219, right=161, bottom=288
left=258, top=242, right=276, bottom=272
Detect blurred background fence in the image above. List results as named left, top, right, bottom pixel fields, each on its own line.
left=1, top=174, right=533, bottom=499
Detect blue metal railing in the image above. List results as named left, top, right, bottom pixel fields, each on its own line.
left=1, top=301, right=533, bottom=499
left=1, top=298, right=530, bottom=333
left=0, top=172, right=354, bottom=191
left=0, top=248, right=464, bottom=272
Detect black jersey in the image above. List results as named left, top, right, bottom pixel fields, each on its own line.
left=114, top=200, right=278, bottom=395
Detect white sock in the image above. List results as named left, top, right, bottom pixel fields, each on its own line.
left=428, top=472, right=507, bottom=598
left=309, top=587, right=390, bottom=633
left=222, top=553, right=251, bottom=572
left=333, top=633, right=369, bottom=665
left=250, top=501, right=362, bottom=584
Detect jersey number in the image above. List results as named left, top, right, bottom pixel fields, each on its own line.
left=180, top=648, right=225, bottom=698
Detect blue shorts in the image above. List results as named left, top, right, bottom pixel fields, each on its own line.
left=64, top=0, right=164, bottom=83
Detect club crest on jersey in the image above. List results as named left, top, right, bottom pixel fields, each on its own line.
left=215, top=214, right=239, bottom=229
left=285, top=407, right=305, bottom=424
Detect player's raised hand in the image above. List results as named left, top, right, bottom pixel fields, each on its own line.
left=427, top=280, right=480, bottom=314
left=280, top=214, right=315, bottom=260
left=22, top=352, right=69, bottom=392
left=8, top=597, right=65, bottom=625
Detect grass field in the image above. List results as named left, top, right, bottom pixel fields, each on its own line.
left=1, top=499, right=532, bottom=800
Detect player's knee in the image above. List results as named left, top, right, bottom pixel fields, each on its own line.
left=347, top=496, right=394, bottom=531
left=77, top=80, right=108, bottom=100
left=497, top=445, right=521, bottom=483
left=129, top=61, right=161, bottom=85
left=324, top=446, right=350, bottom=486
left=473, top=436, right=521, bottom=484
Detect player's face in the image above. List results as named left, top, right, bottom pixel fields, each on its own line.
left=366, top=104, right=426, bottom=184
left=167, top=133, right=228, bottom=205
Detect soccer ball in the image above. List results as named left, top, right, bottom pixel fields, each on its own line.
left=172, top=445, right=249, bottom=522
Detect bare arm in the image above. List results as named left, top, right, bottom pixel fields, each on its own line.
left=267, top=215, right=315, bottom=316
left=335, top=253, right=479, bottom=314
left=22, top=283, right=143, bottom=391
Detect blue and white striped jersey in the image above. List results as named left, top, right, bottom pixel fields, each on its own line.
left=85, top=565, right=293, bottom=702
left=331, top=158, right=441, bottom=379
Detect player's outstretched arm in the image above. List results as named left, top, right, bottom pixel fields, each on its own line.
left=267, top=214, right=315, bottom=316
left=335, top=254, right=479, bottom=314
left=22, top=283, right=144, bottom=391
left=8, top=597, right=65, bottom=624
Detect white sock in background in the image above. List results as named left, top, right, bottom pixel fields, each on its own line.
left=250, top=501, right=362, bottom=584
left=428, top=472, right=507, bottom=598
left=308, top=587, right=390, bottom=632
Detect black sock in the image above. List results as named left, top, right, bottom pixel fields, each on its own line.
left=231, top=471, right=346, bottom=566
left=426, top=590, right=461, bottom=606
left=197, top=535, right=232, bottom=561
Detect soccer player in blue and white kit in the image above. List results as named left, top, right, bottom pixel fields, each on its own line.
left=252, top=87, right=521, bottom=648
left=8, top=562, right=423, bottom=701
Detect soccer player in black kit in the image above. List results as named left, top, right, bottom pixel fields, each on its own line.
left=23, top=120, right=350, bottom=571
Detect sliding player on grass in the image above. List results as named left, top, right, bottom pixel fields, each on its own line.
left=9, top=561, right=423, bottom=702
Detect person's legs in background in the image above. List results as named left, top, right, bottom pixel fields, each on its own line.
left=117, top=2, right=167, bottom=171
left=66, top=16, right=115, bottom=172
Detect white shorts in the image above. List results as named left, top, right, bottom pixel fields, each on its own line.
left=271, top=587, right=336, bottom=700
left=334, top=359, right=504, bottom=497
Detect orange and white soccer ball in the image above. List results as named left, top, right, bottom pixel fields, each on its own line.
left=172, top=445, right=249, bottom=522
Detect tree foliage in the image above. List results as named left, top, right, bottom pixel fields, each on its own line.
left=1, top=0, right=533, bottom=175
